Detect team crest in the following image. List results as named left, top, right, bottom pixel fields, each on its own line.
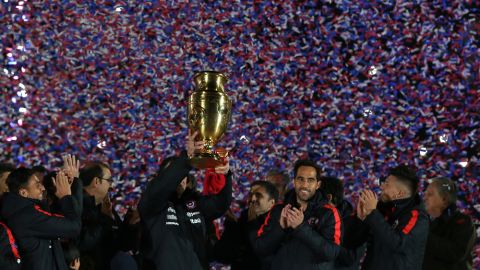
left=308, top=217, right=319, bottom=225
left=186, top=200, right=196, bottom=210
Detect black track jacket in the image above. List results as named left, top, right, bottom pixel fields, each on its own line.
left=0, top=193, right=81, bottom=270
left=350, top=195, right=429, bottom=270
left=138, top=151, right=232, bottom=270
left=251, top=190, right=342, bottom=270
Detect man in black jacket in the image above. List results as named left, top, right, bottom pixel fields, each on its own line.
left=214, top=180, right=279, bottom=270
left=0, top=215, right=21, bottom=270
left=78, top=161, right=120, bottom=270
left=138, top=131, right=232, bottom=270
left=320, top=176, right=366, bottom=270
left=1, top=168, right=81, bottom=270
left=423, top=177, right=476, bottom=270
left=0, top=163, right=20, bottom=269
left=354, top=165, right=429, bottom=270
left=251, top=160, right=342, bottom=270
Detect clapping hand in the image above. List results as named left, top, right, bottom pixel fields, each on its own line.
left=62, top=154, right=80, bottom=182
left=54, top=171, right=72, bottom=199
left=359, top=189, right=378, bottom=217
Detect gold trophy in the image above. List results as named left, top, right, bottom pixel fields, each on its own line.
left=187, top=71, right=232, bottom=169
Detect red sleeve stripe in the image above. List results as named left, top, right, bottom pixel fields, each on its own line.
left=402, top=210, right=419, bottom=235
left=257, top=210, right=272, bottom=237
left=324, top=205, right=341, bottom=245
left=0, top=221, right=21, bottom=260
left=34, top=205, right=65, bottom=218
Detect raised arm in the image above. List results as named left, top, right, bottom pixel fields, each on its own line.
left=138, top=151, right=192, bottom=218
left=27, top=172, right=81, bottom=238
left=62, top=154, right=83, bottom=215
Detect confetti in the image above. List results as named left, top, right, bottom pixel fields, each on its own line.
left=0, top=1, right=478, bottom=265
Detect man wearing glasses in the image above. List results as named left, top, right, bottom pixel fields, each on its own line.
left=79, top=161, right=119, bottom=270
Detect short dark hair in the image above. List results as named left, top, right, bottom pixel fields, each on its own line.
left=79, top=162, right=110, bottom=186
left=389, top=165, right=419, bottom=194
left=31, top=165, right=47, bottom=174
left=319, top=176, right=344, bottom=206
left=0, top=163, right=15, bottom=175
left=430, top=177, right=457, bottom=206
left=6, top=167, right=36, bottom=195
left=266, top=170, right=289, bottom=185
left=293, top=160, right=321, bottom=181
left=251, top=180, right=279, bottom=202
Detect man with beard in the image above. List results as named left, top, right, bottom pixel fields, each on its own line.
left=252, top=160, right=342, bottom=270
left=214, top=180, right=278, bottom=270
left=353, top=165, right=429, bottom=270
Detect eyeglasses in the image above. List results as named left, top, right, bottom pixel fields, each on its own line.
left=99, top=177, right=113, bottom=183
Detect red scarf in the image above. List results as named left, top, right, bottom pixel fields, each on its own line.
left=203, top=168, right=226, bottom=239
left=203, top=168, right=226, bottom=195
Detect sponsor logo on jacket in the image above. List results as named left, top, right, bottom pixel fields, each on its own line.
left=166, top=207, right=179, bottom=226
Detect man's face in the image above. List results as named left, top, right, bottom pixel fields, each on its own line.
left=97, top=167, right=112, bottom=200
left=21, top=175, right=45, bottom=200
left=0, top=172, right=11, bottom=194
left=293, top=166, right=320, bottom=203
left=249, top=185, right=275, bottom=216
left=380, top=175, right=404, bottom=202
left=266, top=175, right=286, bottom=196
left=424, top=184, right=447, bottom=217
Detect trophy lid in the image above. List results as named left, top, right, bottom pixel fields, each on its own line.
left=193, top=71, right=228, bottom=92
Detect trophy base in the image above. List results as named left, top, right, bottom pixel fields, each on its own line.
left=189, top=152, right=224, bottom=169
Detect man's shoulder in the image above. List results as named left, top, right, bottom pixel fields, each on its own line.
left=309, top=201, right=339, bottom=217
left=451, top=211, right=474, bottom=228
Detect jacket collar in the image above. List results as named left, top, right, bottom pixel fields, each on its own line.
left=284, top=188, right=327, bottom=211
left=379, top=194, right=424, bottom=219
left=1, top=192, right=45, bottom=218
left=438, top=203, right=457, bottom=222
left=83, top=191, right=97, bottom=208
left=336, top=199, right=353, bottom=218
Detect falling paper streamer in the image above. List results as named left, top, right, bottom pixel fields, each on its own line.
left=0, top=1, right=478, bottom=265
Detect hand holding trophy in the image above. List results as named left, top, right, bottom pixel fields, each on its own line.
left=187, top=71, right=232, bottom=169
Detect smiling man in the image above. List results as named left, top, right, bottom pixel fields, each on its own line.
left=252, top=159, right=342, bottom=270
left=214, top=180, right=278, bottom=270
